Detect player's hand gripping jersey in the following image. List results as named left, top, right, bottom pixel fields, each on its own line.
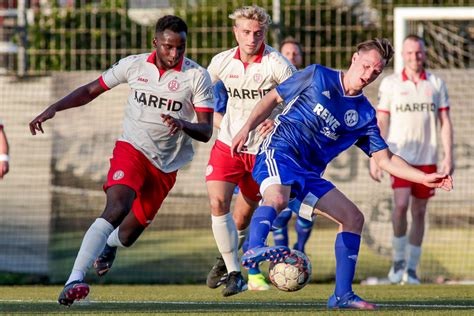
left=377, top=71, right=449, bottom=165
left=262, top=64, right=388, bottom=175
left=100, top=52, right=214, bottom=172
left=207, top=44, right=296, bottom=154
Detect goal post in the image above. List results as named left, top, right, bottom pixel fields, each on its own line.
left=393, top=7, right=474, bottom=72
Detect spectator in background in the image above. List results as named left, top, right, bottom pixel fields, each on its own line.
left=370, top=34, right=454, bottom=285
left=0, top=119, right=9, bottom=179
left=279, top=36, right=303, bottom=69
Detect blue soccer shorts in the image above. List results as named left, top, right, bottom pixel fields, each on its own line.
left=253, top=148, right=335, bottom=221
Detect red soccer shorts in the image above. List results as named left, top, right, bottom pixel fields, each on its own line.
left=390, top=164, right=437, bottom=199
left=103, top=141, right=177, bottom=227
left=206, top=140, right=261, bottom=201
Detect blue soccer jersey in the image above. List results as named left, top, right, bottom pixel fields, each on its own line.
left=253, top=64, right=387, bottom=217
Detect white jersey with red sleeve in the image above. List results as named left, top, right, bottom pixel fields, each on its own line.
left=207, top=44, right=296, bottom=154
left=377, top=70, right=449, bottom=165
left=100, top=51, right=214, bottom=173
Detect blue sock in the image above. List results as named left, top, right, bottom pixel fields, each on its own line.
left=248, top=206, right=278, bottom=249
left=294, top=216, right=314, bottom=253
left=248, top=267, right=261, bottom=275
left=272, top=227, right=289, bottom=247
left=334, top=232, right=361, bottom=297
left=272, top=208, right=291, bottom=247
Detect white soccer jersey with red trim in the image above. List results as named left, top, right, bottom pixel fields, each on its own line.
left=208, top=44, right=296, bottom=154
left=377, top=70, right=449, bottom=165
left=100, top=51, right=214, bottom=173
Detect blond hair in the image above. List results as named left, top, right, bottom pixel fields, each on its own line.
left=229, top=5, right=272, bottom=28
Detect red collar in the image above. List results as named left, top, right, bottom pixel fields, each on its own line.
left=233, top=44, right=266, bottom=66
left=147, top=51, right=184, bottom=76
left=402, top=68, right=427, bottom=82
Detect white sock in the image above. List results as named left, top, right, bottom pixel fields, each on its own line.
left=212, top=213, right=240, bottom=273
left=392, top=235, right=407, bottom=262
left=65, top=218, right=114, bottom=285
left=407, top=244, right=422, bottom=271
left=237, top=226, right=249, bottom=250
left=107, top=227, right=126, bottom=248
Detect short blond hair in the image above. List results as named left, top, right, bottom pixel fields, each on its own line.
left=229, top=5, right=272, bottom=28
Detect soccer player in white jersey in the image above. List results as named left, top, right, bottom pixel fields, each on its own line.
left=29, top=15, right=214, bottom=306
left=205, top=5, right=296, bottom=296
left=232, top=38, right=452, bottom=309
left=369, top=35, right=454, bottom=285
left=0, top=119, right=9, bottom=179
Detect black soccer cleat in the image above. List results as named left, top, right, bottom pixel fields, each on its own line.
left=58, top=280, right=90, bottom=307
left=94, top=244, right=117, bottom=277
left=222, top=271, right=248, bottom=297
left=206, top=256, right=228, bottom=289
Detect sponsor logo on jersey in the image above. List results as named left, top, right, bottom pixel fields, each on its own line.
left=134, top=90, right=183, bottom=111
left=113, top=170, right=124, bottom=180
left=228, top=74, right=239, bottom=79
left=344, top=110, right=358, bottom=127
left=138, top=77, right=148, bottom=83
left=395, top=102, right=435, bottom=112
left=322, top=90, right=331, bottom=99
left=168, top=80, right=180, bottom=91
left=313, top=103, right=341, bottom=140
left=226, top=87, right=271, bottom=99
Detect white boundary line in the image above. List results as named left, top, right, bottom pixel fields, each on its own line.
left=0, top=299, right=473, bottom=309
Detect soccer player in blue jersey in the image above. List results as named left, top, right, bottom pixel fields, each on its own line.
left=231, top=38, right=453, bottom=309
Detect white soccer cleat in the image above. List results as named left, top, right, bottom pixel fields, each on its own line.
left=402, top=269, right=421, bottom=285
left=388, top=260, right=405, bottom=284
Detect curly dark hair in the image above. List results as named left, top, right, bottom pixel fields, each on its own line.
left=155, top=15, right=188, bottom=34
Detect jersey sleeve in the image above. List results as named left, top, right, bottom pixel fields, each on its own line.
left=438, top=78, right=449, bottom=111
left=206, top=55, right=221, bottom=84
left=100, top=55, right=135, bottom=90
left=213, top=80, right=228, bottom=113
left=376, top=77, right=392, bottom=114
left=273, top=55, right=297, bottom=84
left=355, top=116, right=388, bottom=157
left=275, top=65, right=317, bottom=104
left=192, top=68, right=214, bottom=112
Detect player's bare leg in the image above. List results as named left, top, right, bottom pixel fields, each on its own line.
left=315, top=189, right=376, bottom=310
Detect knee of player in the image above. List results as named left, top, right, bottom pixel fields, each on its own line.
left=101, top=204, right=131, bottom=226
left=208, top=197, right=231, bottom=215
left=344, top=209, right=364, bottom=231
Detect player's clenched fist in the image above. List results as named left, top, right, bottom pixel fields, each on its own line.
left=161, top=113, right=184, bottom=136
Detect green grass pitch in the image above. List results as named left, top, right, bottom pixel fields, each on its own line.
left=1, top=284, right=473, bottom=315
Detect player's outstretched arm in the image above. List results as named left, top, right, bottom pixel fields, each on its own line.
left=161, top=111, right=213, bottom=143
left=231, top=89, right=283, bottom=155
left=29, top=79, right=106, bottom=135
left=372, top=148, right=453, bottom=191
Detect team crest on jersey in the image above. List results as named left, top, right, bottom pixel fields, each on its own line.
left=253, top=73, right=263, bottom=83
left=344, top=110, right=358, bottom=127
left=168, top=80, right=180, bottom=91
left=113, top=170, right=124, bottom=180
left=206, top=165, right=213, bottom=176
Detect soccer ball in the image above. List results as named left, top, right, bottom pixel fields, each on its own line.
left=268, top=250, right=312, bottom=292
